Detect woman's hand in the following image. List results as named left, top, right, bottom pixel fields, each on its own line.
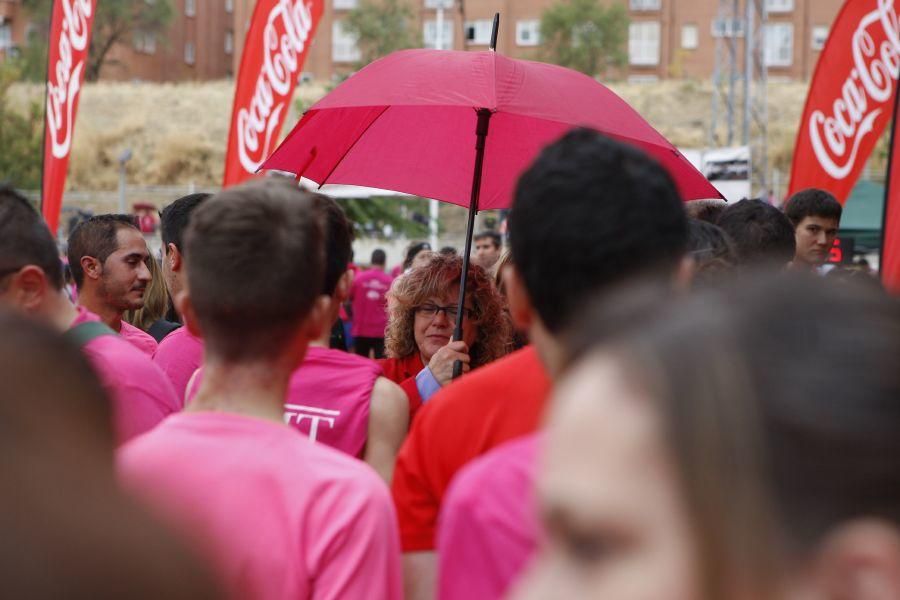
left=428, top=340, right=471, bottom=386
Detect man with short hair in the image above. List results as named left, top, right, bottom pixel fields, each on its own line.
left=716, top=198, right=796, bottom=267
left=392, top=129, right=691, bottom=599
left=783, top=188, right=843, bottom=269
left=67, top=215, right=158, bottom=355
left=350, top=248, right=393, bottom=359
left=473, top=231, right=502, bottom=270
left=119, top=179, right=402, bottom=600
left=0, top=187, right=178, bottom=444
left=153, top=193, right=210, bottom=402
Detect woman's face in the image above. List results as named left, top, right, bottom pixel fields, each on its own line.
left=515, top=356, right=702, bottom=600
left=411, top=249, right=434, bottom=271
left=413, top=285, right=478, bottom=363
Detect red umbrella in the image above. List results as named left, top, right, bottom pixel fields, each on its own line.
left=262, top=17, right=719, bottom=374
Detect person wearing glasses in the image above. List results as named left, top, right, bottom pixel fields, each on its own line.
left=380, top=253, right=510, bottom=420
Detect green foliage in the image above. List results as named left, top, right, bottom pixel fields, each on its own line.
left=337, top=196, right=430, bottom=239
left=0, top=63, right=43, bottom=189
left=19, top=0, right=173, bottom=82
left=343, top=0, right=418, bottom=68
left=540, top=0, right=628, bottom=77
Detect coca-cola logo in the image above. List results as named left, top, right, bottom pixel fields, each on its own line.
left=809, top=0, right=900, bottom=180
left=237, top=0, right=314, bottom=174
left=46, top=0, right=92, bottom=159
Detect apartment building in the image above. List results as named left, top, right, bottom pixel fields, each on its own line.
left=2, top=0, right=844, bottom=83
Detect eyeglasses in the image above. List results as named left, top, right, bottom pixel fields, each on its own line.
left=415, top=303, right=474, bottom=322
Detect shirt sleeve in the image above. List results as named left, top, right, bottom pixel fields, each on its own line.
left=415, top=367, right=441, bottom=403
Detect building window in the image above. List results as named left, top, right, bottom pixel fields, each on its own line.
left=764, top=23, right=793, bottom=66
left=424, top=0, right=453, bottom=9
left=332, top=21, right=361, bottom=63
left=765, top=0, right=794, bottom=13
left=185, top=0, right=196, bottom=17
left=424, top=19, right=454, bottom=49
left=133, top=30, right=157, bottom=54
left=711, top=17, right=744, bottom=38
left=225, top=0, right=233, bottom=13
left=681, top=23, right=698, bottom=49
left=630, top=0, right=661, bottom=10
left=225, top=30, right=234, bottom=54
left=811, top=26, right=828, bottom=50
left=465, top=20, right=493, bottom=45
left=629, top=21, right=660, bottom=66
left=516, top=20, right=540, bottom=46
left=184, top=41, right=195, bottom=64
left=334, top=0, right=358, bottom=9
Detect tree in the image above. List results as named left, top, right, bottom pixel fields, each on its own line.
left=539, top=0, right=628, bottom=77
left=0, top=62, right=43, bottom=189
left=342, top=0, right=418, bottom=68
left=20, top=0, right=173, bottom=82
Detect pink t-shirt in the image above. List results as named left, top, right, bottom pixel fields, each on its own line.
left=285, top=346, right=381, bottom=458
left=118, top=412, right=403, bottom=600
left=350, top=268, right=394, bottom=338
left=153, top=326, right=203, bottom=407
left=72, top=306, right=179, bottom=444
left=118, top=318, right=159, bottom=356
left=437, top=433, right=542, bottom=600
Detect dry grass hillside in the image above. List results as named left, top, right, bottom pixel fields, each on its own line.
left=8, top=78, right=826, bottom=192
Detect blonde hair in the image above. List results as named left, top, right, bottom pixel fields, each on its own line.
left=385, top=253, right=510, bottom=367
left=124, top=256, right=171, bottom=332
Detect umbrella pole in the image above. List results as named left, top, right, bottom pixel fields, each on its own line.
left=452, top=108, right=493, bottom=379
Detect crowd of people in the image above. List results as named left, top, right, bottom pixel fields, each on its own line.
left=0, top=126, right=898, bottom=600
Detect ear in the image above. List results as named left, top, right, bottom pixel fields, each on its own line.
left=334, top=270, right=353, bottom=303
left=176, top=290, right=202, bottom=338
left=673, top=255, right=696, bottom=293
left=7, top=266, right=49, bottom=312
left=808, top=520, right=900, bottom=600
left=80, top=256, right=103, bottom=283
left=166, top=243, right=183, bottom=273
left=303, top=295, right=332, bottom=341
left=503, top=265, right=534, bottom=331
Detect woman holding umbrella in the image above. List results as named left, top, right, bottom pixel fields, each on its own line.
left=381, top=253, right=510, bottom=419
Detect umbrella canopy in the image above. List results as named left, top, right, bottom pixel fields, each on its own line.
left=262, top=49, right=721, bottom=206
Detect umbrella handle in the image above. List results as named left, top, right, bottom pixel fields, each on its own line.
left=452, top=359, right=463, bottom=379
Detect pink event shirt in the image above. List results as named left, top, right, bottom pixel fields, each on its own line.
left=285, top=346, right=381, bottom=458
left=153, top=326, right=203, bottom=407
left=72, top=306, right=179, bottom=444
left=118, top=318, right=159, bottom=356
left=118, top=412, right=403, bottom=600
left=350, top=268, right=394, bottom=338
left=437, top=433, right=542, bottom=600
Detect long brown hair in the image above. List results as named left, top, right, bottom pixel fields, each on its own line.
left=124, top=253, right=172, bottom=331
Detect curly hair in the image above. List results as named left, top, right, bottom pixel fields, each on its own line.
left=385, top=253, right=511, bottom=368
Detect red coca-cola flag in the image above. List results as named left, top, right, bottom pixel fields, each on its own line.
left=881, top=89, right=900, bottom=293
left=223, top=0, right=323, bottom=187
left=789, top=0, right=900, bottom=202
left=41, top=0, right=96, bottom=235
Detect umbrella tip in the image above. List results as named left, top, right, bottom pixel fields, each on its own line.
left=490, top=13, right=499, bottom=51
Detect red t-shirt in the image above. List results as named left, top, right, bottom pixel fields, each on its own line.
left=390, top=346, right=551, bottom=551
left=379, top=354, right=425, bottom=420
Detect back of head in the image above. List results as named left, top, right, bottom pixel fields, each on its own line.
left=716, top=199, right=795, bottom=267
left=0, top=310, right=221, bottom=599
left=312, top=194, right=353, bottom=296
left=67, top=214, right=139, bottom=288
left=184, top=178, right=324, bottom=362
left=0, top=187, right=63, bottom=290
left=160, top=193, right=211, bottom=254
left=783, top=188, right=842, bottom=227
left=371, top=248, right=387, bottom=267
left=687, top=219, right=738, bottom=285
left=510, top=128, right=688, bottom=334
left=686, top=199, right=728, bottom=224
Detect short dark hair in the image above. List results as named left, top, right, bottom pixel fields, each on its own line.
left=716, top=199, right=795, bottom=267
left=311, top=194, right=353, bottom=296
left=509, top=128, right=688, bottom=334
left=474, top=231, right=501, bottom=248
left=685, top=199, right=728, bottom=224
left=371, top=248, right=386, bottom=266
left=184, top=178, right=324, bottom=362
left=0, top=187, right=63, bottom=290
left=67, top=215, right=139, bottom=288
left=783, top=188, right=843, bottom=227
left=687, top=219, right=738, bottom=285
left=159, top=193, right=211, bottom=255
left=403, top=241, right=431, bottom=270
